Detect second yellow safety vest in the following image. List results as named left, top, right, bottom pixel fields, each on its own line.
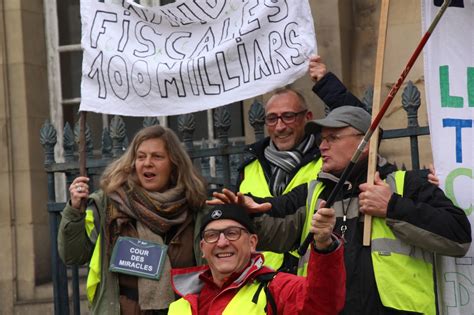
left=239, top=158, right=322, bottom=270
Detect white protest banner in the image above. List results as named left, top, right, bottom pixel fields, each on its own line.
left=79, top=0, right=316, bottom=116
left=422, top=0, right=473, bottom=314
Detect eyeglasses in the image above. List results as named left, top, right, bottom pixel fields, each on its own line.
left=264, top=110, right=307, bottom=126
left=317, top=133, right=363, bottom=145
left=202, top=226, right=249, bottom=244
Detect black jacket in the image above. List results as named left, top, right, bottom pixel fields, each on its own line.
left=255, top=159, right=471, bottom=315
left=312, top=72, right=366, bottom=110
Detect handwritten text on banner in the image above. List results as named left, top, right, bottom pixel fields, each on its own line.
left=80, top=0, right=316, bottom=116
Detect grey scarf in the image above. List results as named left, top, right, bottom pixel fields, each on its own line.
left=264, top=134, right=315, bottom=196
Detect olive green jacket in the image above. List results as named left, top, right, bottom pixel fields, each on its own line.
left=58, top=190, right=206, bottom=314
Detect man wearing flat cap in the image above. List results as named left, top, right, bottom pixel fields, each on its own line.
left=210, top=106, right=471, bottom=314
left=168, top=204, right=345, bottom=315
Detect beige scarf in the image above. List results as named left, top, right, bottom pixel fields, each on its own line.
left=107, top=183, right=188, bottom=310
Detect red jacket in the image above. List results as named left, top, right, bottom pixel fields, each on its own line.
left=170, top=242, right=345, bottom=315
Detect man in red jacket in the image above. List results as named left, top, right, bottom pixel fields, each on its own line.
left=168, top=204, right=345, bottom=315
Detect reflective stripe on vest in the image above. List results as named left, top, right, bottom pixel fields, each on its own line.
left=240, top=158, right=323, bottom=270
left=85, top=205, right=101, bottom=304
left=168, top=280, right=268, bottom=315
left=298, top=180, right=325, bottom=276
left=371, top=171, right=435, bottom=315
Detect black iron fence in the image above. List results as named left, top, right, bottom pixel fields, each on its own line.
left=40, top=81, right=430, bottom=314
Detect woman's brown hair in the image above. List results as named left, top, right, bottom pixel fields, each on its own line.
left=100, top=125, right=207, bottom=209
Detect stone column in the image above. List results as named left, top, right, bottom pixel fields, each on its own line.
left=0, top=0, right=53, bottom=313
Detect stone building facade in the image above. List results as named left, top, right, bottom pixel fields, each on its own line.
left=0, top=0, right=433, bottom=313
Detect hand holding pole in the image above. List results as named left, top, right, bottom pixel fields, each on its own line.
left=297, top=0, right=452, bottom=256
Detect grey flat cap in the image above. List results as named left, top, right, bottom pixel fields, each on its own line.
left=305, top=106, right=371, bottom=134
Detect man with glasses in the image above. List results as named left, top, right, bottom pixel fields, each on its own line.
left=238, top=87, right=321, bottom=272
left=239, top=57, right=364, bottom=199
left=237, top=56, right=364, bottom=272
left=168, top=204, right=345, bottom=315
left=212, top=106, right=471, bottom=314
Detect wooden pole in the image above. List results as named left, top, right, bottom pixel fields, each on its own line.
left=363, top=0, right=390, bottom=246
left=296, top=0, right=452, bottom=256
left=79, top=111, right=87, bottom=212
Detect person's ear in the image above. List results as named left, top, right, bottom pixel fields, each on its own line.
left=200, top=240, right=205, bottom=258
left=306, top=110, right=313, bottom=121
left=249, top=234, right=258, bottom=253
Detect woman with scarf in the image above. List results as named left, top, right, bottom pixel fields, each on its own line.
left=58, top=125, right=208, bottom=314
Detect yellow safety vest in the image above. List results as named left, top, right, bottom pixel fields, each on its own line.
left=371, top=171, right=435, bottom=314
left=302, top=171, right=436, bottom=314
left=298, top=180, right=325, bottom=276
left=169, top=280, right=268, bottom=315
left=84, top=204, right=102, bottom=304
left=239, top=158, right=322, bottom=270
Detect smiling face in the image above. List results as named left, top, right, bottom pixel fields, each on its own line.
left=319, top=126, right=367, bottom=174
left=200, top=219, right=257, bottom=287
left=134, top=138, right=173, bottom=192
left=265, top=90, right=313, bottom=151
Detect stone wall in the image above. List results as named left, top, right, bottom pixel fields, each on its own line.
left=0, top=0, right=53, bottom=313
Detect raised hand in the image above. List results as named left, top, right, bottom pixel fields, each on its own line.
left=69, top=176, right=90, bottom=209
left=358, top=172, right=391, bottom=217
left=308, top=55, right=328, bottom=82
left=310, top=200, right=336, bottom=250
left=206, top=188, right=272, bottom=214
left=427, top=163, right=440, bottom=186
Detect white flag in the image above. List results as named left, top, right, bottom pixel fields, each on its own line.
left=422, top=0, right=474, bottom=314
left=79, top=0, right=316, bottom=116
